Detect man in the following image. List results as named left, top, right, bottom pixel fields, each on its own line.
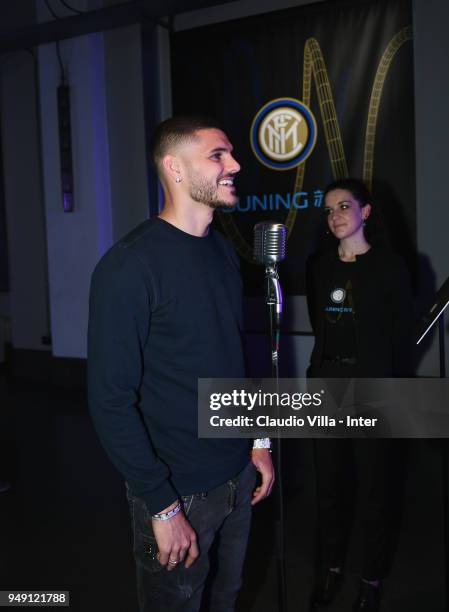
left=88, top=116, right=274, bottom=612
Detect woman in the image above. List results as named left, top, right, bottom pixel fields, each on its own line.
left=307, top=178, right=412, bottom=612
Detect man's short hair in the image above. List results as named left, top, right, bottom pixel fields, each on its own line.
left=150, top=115, right=224, bottom=169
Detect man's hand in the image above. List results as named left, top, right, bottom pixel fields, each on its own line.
left=251, top=448, right=275, bottom=505
left=152, top=502, right=199, bottom=571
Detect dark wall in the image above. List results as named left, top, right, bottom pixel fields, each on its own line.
left=0, top=120, right=9, bottom=292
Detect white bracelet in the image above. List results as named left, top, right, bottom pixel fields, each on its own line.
left=253, top=437, right=271, bottom=449
left=152, top=501, right=181, bottom=521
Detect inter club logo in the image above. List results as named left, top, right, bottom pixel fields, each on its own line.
left=331, top=288, right=346, bottom=304
left=250, top=98, right=317, bottom=171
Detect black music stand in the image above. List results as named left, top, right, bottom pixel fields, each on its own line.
left=416, top=276, right=449, bottom=611
left=416, top=276, right=449, bottom=377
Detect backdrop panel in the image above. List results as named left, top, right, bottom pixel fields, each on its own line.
left=171, top=0, right=415, bottom=296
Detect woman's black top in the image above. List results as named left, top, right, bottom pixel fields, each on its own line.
left=306, top=246, right=413, bottom=377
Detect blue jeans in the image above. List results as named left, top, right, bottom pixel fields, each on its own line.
left=127, top=461, right=256, bottom=612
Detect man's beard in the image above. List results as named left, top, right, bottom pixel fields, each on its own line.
left=188, top=173, right=237, bottom=210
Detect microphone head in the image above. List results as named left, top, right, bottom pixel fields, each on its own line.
left=253, top=221, right=287, bottom=265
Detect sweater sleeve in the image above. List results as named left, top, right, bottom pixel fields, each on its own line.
left=87, top=247, right=178, bottom=514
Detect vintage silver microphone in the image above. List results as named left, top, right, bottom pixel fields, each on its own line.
left=253, top=220, right=287, bottom=264
left=253, top=222, right=287, bottom=328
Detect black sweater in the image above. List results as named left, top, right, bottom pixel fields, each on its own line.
left=307, top=246, right=413, bottom=377
left=88, top=218, right=249, bottom=514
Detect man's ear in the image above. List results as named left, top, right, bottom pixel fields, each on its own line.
left=162, top=155, right=182, bottom=183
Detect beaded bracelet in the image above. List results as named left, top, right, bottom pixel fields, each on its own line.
left=253, top=437, right=271, bottom=449
left=152, top=501, right=181, bottom=521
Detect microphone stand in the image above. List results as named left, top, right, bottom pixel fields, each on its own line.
left=265, top=264, right=288, bottom=612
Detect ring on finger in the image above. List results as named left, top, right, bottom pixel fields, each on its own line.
left=168, top=558, right=178, bottom=566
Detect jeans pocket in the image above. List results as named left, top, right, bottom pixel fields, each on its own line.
left=235, top=462, right=257, bottom=502
left=126, top=495, right=135, bottom=524
left=127, top=491, right=164, bottom=574
left=139, top=534, right=164, bottom=574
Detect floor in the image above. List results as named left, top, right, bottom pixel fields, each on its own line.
left=0, top=374, right=446, bottom=611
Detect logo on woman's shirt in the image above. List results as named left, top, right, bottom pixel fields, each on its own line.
left=325, top=281, right=355, bottom=318
left=330, top=288, right=346, bottom=304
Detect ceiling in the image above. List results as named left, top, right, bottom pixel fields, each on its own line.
left=0, top=0, right=239, bottom=54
